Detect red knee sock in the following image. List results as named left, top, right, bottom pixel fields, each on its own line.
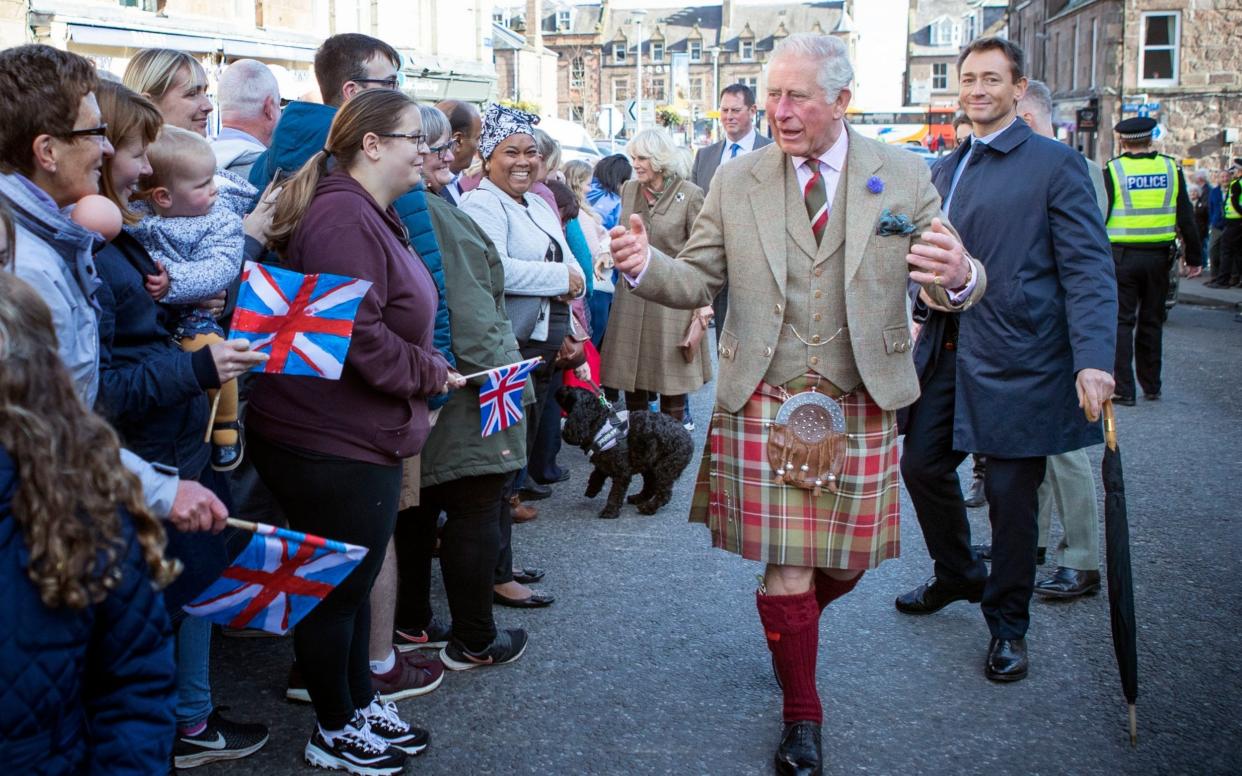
left=814, top=570, right=863, bottom=612
left=756, top=588, right=822, bottom=724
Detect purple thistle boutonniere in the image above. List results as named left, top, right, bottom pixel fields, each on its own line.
left=866, top=176, right=884, bottom=194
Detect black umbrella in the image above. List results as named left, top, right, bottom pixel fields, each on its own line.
left=1101, top=400, right=1138, bottom=745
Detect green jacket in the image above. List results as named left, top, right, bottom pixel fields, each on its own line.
left=420, top=195, right=533, bottom=487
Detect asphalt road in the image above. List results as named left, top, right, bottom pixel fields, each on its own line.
left=208, top=299, right=1242, bottom=775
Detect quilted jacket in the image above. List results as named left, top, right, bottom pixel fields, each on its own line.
left=0, top=447, right=176, bottom=774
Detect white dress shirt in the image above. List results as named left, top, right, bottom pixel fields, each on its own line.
left=720, top=127, right=760, bottom=164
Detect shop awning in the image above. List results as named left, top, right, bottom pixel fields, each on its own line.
left=67, top=23, right=217, bottom=53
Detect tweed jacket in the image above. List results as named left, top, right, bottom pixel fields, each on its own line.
left=633, top=128, right=986, bottom=414
left=600, top=177, right=713, bottom=394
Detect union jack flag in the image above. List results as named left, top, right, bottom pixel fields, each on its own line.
left=228, top=261, right=372, bottom=379
left=183, top=522, right=368, bottom=635
left=479, top=357, right=541, bottom=438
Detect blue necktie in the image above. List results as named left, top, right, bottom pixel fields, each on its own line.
left=730, top=143, right=741, bottom=158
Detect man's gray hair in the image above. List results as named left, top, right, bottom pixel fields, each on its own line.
left=1020, top=79, right=1054, bottom=122
left=218, top=59, right=280, bottom=118
left=771, top=33, right=854, bottom=100
left=418, top=104, right=451, bottom=144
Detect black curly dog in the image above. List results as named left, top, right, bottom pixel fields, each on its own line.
left=555, top=386, right=694, bottom=519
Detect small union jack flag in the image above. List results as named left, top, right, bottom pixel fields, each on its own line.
left=479, top=357, right=541, bottom=438
left=228, top=261, right=372, bottom=379
left=183, top=522, right=368, bottom=635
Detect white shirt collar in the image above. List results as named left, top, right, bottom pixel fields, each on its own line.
left=723, top=127, right=758, bottom=153
left=792, top=126, right=849, bottom=174
left=969, top=116, right=1019, bottom=147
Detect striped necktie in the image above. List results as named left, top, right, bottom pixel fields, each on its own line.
left=730, top=142, right=741, bottom=158
left=803, top=160, right=829, bottom=244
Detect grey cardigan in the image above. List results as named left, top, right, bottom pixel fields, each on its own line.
left=460, top=177, right=580, bottom=343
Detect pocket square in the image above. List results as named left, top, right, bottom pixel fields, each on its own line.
left=875, top=209, right=916, bottom=236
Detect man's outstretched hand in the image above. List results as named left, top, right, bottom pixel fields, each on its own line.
left=609, top=214, right=650, bottom=279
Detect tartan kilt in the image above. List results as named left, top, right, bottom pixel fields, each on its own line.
left=688, top=378, right=901, bottom=570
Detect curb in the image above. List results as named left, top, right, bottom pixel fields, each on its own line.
left=1178, top=291, right=1242, bottom=310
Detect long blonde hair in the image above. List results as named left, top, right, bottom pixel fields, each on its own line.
left=123, top=49, right=208, bottom=104
left=0, top=277, right=177, bottom=609
left=268, top=89, right=417, bottom=255
left=562, top=159, right=598, bottom=223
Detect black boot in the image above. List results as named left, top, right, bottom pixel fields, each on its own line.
left=774, top=721, right=822, bottom=775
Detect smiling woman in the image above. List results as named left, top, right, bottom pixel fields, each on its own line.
left=124, top=49, right=213, bottom=137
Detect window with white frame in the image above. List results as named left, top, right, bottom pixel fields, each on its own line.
left=556, top=9, right=571, bottom=30
left=689, top=40, right=702, bottom=62
left=651, top=41, right=664, bottom=62
left=689, top=76, right=703, bottom=100
left=931, top=18, right=952, bottom=46
left=614, top=42, right=627, bottom=64
left=962, top=13, right=977, bottom=42
left=932, top=62, right=948, bottom=91
left=651, top=77, right=666, bottom=100
left=741, top=76, right=758, bottom=93
left=571, top=56, right=585, bottom=88
left=613, top=78, right=630, bottom=102
left=741, top=40, right=754, bottom=60
left=1090, top=18, right=1098, bottom=88
left=1139, top=11, right=1180, bottom=85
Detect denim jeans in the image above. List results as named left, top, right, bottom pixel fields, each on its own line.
left=174, top=615, right=213, bottom=727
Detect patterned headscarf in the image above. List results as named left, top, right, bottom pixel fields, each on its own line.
left=479, top=103, right=540, bottom=160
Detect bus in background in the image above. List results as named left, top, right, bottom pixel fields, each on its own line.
left=845, top=107, right=956, bottom=150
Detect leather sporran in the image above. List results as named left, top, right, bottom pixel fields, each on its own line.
left=679, top=307, right=713, bottom=363
left=766, top=390, right=848, bottom=496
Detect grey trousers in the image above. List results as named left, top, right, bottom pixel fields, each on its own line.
left=1035, top=448, right=1100, bottom=571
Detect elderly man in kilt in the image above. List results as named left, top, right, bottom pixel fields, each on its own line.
left=610, top=34, right=987, bottom=775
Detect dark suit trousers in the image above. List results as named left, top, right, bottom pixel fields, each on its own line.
left=902, top=340, right=1047, bottom=640
left=1112, top=244, right=1170, bottom=399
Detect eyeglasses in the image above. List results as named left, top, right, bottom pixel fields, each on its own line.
left=428, top=139, right=459, bottom=160
left=377, top=131, right=427, bottom=147
left=62, top=124, right=108, bottom=141
left=352, top=76, right=400, bottom=90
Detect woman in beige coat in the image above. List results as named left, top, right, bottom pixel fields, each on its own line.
left=600, top=129, right=712, bottom=422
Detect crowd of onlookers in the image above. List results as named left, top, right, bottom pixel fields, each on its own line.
left=0, top=32, right=719, bottom=775
left=1189, top=165, right=1242, bottom=289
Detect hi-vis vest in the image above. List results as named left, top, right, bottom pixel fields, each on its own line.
left=1226, top=179, right=1242, bottom=221
left=1106, top=155, right=1179, bottom=243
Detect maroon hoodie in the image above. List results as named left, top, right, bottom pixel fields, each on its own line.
left=247, top=169, right=449, bottom=465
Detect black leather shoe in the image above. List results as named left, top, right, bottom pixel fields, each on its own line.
left=985, top=637, right=1028, bottom=682
left=1111, top=394, right=1136, bottom=407
left=895, top=576, right=984, bottom=615
left=517, top=481, right=552, bottom=501
left=963, top=476, right=987, bottom=508
left=774, top=721, right=822, bottom=776
left=533, top=470, right=571, bottom=485
left=1143, top=392, right=1161, bottom=401
left=1033, top=567, right=1100, bottom=599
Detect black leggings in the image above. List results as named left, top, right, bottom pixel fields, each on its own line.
left=248, top=432, right=400, bottom=729
left=394, top=472, right=509, bottom=652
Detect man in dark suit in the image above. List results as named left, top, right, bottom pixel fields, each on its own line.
left=691, top=83, right=773, bottom=331
left=895, top=36, right=1117, bottom=683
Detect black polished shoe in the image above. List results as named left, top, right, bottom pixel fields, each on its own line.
left=517, top=481, right=552, bottom=501
left=963, top=476, right=987, bottom=508
left=985, top=637, right=1028, bottom=682
left=1033, top=567, right=1100, bottom=599
left=1111, top=393, right=1136, bottom=407
left=774, top=721, right=822, bottom=776
left=895, top=576, right=984, bottom=615
left=1143, top=392, right=1161, bottom=401
left=533, top=470, right=571, bottom=485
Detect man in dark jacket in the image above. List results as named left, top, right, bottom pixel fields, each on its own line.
left=896, top=37, right=1117, bottom=683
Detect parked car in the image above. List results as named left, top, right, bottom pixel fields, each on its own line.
left=538, top=116, right=603, bottom=163
left=594, top=137, right=629, bottom=157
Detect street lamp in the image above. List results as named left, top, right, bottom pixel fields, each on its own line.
left=707, top=45, right=721, bottom=141
left=630, top=10, right=647, bottom=132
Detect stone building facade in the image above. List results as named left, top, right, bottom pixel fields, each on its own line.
left=906, top=0, right=1007, bottom=107
left=1009, top=0, right=1242, bottom=168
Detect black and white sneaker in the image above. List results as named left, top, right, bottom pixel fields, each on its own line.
left=393, top=618, right=451, bottom=651
left=173, top=709, right=269, bottom=769
left=439, top=627, right=528, bottom=671
left=362, top=693, right=430, bottom=756
left=304, top=713, right=405, bottom=775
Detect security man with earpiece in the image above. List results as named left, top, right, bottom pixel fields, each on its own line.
left=1103, top=116, right=1202, bottom=406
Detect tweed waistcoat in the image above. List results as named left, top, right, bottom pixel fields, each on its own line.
left=763, top=159, right=861, bottom=392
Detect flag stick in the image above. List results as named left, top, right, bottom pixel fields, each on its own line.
left=458, top=356, right=543, bottom=382
left=226, top=517, right=260, bottom=532
left=203, top=390, right=222, bottom=443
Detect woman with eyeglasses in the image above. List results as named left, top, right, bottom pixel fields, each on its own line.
left=247, top=89, right=463, bottom=775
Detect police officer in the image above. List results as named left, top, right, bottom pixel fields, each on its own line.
left=1206, top=159, right=1242, bottom=288
left=1104, top=116, right=1202, bottom=406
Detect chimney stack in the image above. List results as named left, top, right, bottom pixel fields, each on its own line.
left=526, top=0, right=543, bottom=50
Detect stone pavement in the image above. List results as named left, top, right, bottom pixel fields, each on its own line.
left=205, top=301, right=1242, bottom=775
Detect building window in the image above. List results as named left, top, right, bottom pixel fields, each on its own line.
left=652, top=41, right=664, bottom=62
left=492, top=9, right=504, bottom=24
left=689, top=41, right=702, bottom=62
left=571, top=57, right=585, bottom=88
left=1090, top=18, right=1098, bottom=88
left=689, top=76, right=703, bottom=101
left=932, top=62, right=948, bottom=91
left=651, top=77, right=666, bottom=100
left=741, top=76, right=758, bottom=94
left=962, top=13, right=976, bottom=42
left=571, top=105, right=585, bottom=123
left=557, top=10, right=571, bottom=30
left=613, top=78, right=630, bottom=102
left=1138, top=11, right=1180, bottom=85
left=931, top=18, right=953, bottom=47
left=741, top=40, right=754, bottom=61
left=613, top=43, right=627, bottom=64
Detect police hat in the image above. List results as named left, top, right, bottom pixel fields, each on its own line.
left=1114, top=116, right=1157, bottom=140
left=1231, top=158, right=1242, bottom=171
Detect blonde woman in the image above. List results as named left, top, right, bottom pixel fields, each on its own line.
left=564, top=158, right=615, bottom=347
left=600, top=128, right=712, bottom=422
left=124, top=48, right=213, bottom=136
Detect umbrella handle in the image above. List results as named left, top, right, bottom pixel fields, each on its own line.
left=1103, top=400, right=1117, bottom=452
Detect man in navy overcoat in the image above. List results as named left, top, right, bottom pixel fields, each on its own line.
left=896, top=36, right=1117, bottom=682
